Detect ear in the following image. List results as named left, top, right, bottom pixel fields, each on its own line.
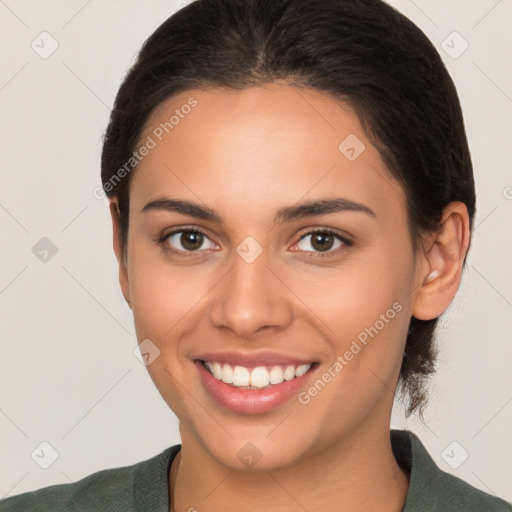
left=109, top=199, right=131, bottom=309
left=412, top=201, right=471, bottom=320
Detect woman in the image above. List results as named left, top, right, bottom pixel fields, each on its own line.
left=2, top=0, right=510, bottom=510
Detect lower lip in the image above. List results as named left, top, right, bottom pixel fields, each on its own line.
left=195, top=361, right=317, bottom=415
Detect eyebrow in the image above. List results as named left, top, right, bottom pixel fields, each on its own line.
left=141, top=197, right=376, bottom=223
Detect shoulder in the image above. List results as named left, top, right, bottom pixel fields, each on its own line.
left=392, top=430, right=511, bottom=511
left=0, top=445, right=180, bottom=512
left=431, top=469, right=512, bottom=511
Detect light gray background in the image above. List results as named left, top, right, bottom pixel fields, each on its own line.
left=1, top=0, right=511, bottom=502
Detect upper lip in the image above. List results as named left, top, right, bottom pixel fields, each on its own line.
left=193, top=351, right=316, bottom=367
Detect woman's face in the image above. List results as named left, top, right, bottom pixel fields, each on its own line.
left=117, top=83, right=425, bottom=470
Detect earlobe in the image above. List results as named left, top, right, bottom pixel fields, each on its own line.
left=109, top=199, right=131, bottom=308
left=424, top=269, right=440, bottom=284
left=412, top=202, right=471, bottom=321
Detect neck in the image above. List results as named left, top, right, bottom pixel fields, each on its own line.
left=169, top=424, right=409, bottom=512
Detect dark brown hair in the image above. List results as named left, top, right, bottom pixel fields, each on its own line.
left=101, top=0, right=476, bottom=415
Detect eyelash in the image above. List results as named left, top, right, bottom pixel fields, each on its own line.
left=156, top=227, right=352, bottom=259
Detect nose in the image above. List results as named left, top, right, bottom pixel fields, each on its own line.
left=208, top=248, right=293, bottom=339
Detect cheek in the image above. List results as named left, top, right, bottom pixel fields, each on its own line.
left=285, top=256, right=413, bottom=445
left=126, top=245, right=208, bottom=417
left=294, top=247, right=413, bottom=337
left=127, top=230, right=414, bottom=356
left=292, top=247, right=414, bottom=390
left=126, top=239, right=208, bottom=340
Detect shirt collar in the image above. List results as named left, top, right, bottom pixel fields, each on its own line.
left=135, top=429, right=488, bottom=511
left=391, top=429, right=450, bottom=511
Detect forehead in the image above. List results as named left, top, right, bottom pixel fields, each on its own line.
left=129, top=84, right=406, bottom=223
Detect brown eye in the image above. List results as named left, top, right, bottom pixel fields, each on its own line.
left=295, top=229, right=349, bottom=255
left=177, top=231, right=204, bottom=251
left=162, top=229, right=216, bottom=255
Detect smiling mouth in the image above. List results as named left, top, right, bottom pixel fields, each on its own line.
left=198, top=360, right=318, bottom=390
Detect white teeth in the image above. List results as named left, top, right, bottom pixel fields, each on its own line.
left=212, top=362, right=223, bottom=380
left=283, top=365, right=295, bottom=381
left=269, top=365, right=284, bottom=384
left=250, top=366, right=270, bottom=388
left=232, top=365, right=250, bottom=386
left=221, top=364, right=233, bottom=383
left=204, top=361, right=312, bottom=388
left=295, top=364, right=310, bottom=377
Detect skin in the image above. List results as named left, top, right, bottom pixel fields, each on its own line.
left=109, top=83, right=470, bottom=512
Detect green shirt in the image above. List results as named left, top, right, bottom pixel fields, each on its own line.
left=1, top=430, right=510, bottom=511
